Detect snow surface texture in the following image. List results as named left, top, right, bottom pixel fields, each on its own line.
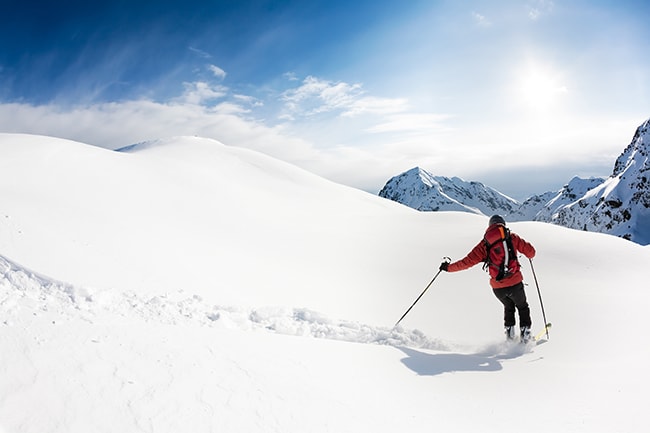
left=1, top=134, right=649, bottom=433
left=378, top=117, right=650, bottom=245
left=0, top=253, right=445, bottom=350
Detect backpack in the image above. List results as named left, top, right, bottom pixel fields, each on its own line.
left=483, top=224, right=520, bottom=281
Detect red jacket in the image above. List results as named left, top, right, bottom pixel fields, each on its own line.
left=447, top=227, right=536, bottom=289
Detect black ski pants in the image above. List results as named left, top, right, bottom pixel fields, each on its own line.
left=492, top=282, right=531, bottom=328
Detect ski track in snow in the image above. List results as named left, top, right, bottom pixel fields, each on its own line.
left=0, top=254, right=452, bottom=352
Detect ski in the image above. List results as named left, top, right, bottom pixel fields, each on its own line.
left=533, top=322, right=552, bottom=342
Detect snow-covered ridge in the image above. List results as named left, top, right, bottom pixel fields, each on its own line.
left=508, top=175, right=607, bottom=222
left=378, top=167, right=519, bottom=215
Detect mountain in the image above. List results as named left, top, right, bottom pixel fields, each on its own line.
left=1, top=133, right=649, bottom=433
left=512, top=176, right=606, bottom=222
left=550, top=119, right=650, bottom=244
left=508, top=190, right=557, bottom=221
left=378, top=118, right=650, bottom=245
left=379, top=167, right=604, bottom=222
left=378, top=167, right=519, bottom=216
left=377, top=166, right=603, bottom=222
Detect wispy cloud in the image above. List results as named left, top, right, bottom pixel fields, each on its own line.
left=280, top=76, right=416, bottom=118
left=283, top=72, right=300, bottom=81
left=189, top=47, right=212, bottom=59
left=177, top=81, right=228, bottom=105
left=233, top=94, right=263, bottom=107
left=278, top=75, right=446, bottom=135
left=528, top=0, right=554, bottom=20
left=208, top=65, right=227, bottom=80
left=281, top=76, right=364, bottom=117
left=472, top=11, right=492, bottom=27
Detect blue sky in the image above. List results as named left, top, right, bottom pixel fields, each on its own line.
left=1, top=0, right=649, bottom=199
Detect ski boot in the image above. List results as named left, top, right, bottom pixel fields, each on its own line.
left=520, top=326, right=532, bottom=344
left=505, top=326, right=516, bottom=341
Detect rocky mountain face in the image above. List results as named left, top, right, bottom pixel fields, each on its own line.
left=378, top=118, right=650, bottom=245
left=551, top=119, right=650, bottom=244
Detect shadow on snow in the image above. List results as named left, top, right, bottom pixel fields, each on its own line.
left=397, top=342, right=531, bottom=376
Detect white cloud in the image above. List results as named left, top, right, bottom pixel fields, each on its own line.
left=177, top=81, right=228, bottom=105
left=212, top=101, right=251, bottom=115
left=0, top=99, right=316, bottom=162
left=234, top=94, right=263, bottom=107
left=283, top=72, right=299, bottom=81
left=528, top=0, right=554, bottom=20
left=281, top=76, right=364, bottom=116
left=0, top=96, right=452, bottom=194
left=208, top=64, right=227, bottom=80
left=472, top=11, right=492, bottom=27
left=281, top=76, right=414, bottom=119
left=188, top=46, right=212, bottom=59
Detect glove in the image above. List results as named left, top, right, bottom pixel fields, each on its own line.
left=439, top=261, right=449, bottom=271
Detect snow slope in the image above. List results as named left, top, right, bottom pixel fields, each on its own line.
left=1, top=134, right=649, bottom=433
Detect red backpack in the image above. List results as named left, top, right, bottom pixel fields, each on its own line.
left=483, top=224, right=520, bottom=281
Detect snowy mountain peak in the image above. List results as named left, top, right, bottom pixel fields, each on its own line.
left=613, top=118, right=650, bottom=177
left=408, top=166, right=437, bottom=187
left=378, top=167, right=519, bottom=215
left=551, top=118, right=650, bottom=244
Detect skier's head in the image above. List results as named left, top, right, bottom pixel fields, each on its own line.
left=488, top=214, right=506, bottom=227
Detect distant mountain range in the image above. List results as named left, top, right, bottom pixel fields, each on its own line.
left=377, top=168, right=520, bottom=216
left=379, top=118, right=650, bottom=246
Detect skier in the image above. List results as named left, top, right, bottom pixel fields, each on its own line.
left=439, top=215, right=536, bottom=342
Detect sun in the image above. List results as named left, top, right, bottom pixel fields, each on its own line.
left=516, top=63, right=568, bottom=110
left=521, top=71, right=556, bottom=107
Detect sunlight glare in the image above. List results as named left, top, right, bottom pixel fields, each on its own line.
left=517, top=63, right=568, bottom=110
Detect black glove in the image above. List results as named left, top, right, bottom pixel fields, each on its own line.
left=439, top=261, right=449, bottom=271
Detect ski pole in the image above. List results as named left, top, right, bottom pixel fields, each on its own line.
left=529, top=258, right=550, bottom=339
left=393, top=258, right=449, bottom=329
